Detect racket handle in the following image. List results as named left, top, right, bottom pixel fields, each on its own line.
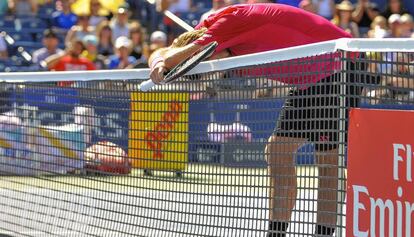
left=139, top=80, right=155, bottom=91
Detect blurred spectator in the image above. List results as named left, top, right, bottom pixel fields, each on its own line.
left=110, top=4, right=130, bottom=40
left=52, top=0, right=78, bottom=30
left=89, top=0, right=106, bottom=27
left=400, top=13, right=414, bottom=37
left=127, top=0, right=151, bottom=22
left=129, top=21, right=149, bottom=62
left=352, top=0, right=380, bottom=35
left=150, top=31, right=167, bottom=46
left=45, top=39, right=96, bottom=86
left=107, top=36, right=136, bottom=69
left=332, top=0, right=360, bottom=37
left=365, top=52, right=414, bottom=103
left=367, top=15, right=389, bottom=38
left=387, top=13, right=414, bottom=38
left=0, top=0, right=8, bottom=15
left=149, top=31, right=167, bottom=55
left=388, top=13, right=407, bottom=37
left=65, top=14, right=96, bottom=45
left=96, top=20, right=114, bottom=57
left=381, top=0, right=410, bottom=20
left=299, top=0, right=317, bottom=14
left=0, top=35, right=8, bottom=59
left=45, top=39, right=96, bottom=71
left=81, top=34, right=105, bottom=69
left=200, top=0, right=232, bottom=22
left=32, top=29, right=63, bottom=65
left=314, top=0, right=335, bottom=19
left=166, top=0, right=192, bottom=13
left=9, top=0, right=38, bottom=15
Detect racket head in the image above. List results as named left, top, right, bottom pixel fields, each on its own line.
left=163, top=41, right=218, bottom=84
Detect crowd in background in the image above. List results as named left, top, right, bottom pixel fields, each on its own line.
left=0, top=0, right=413, bottom=72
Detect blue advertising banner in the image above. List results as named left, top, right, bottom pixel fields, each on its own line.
left=22, top=88, right=79, bottom=108
left=12, top=88, right=79, bottom=125
left=81, top=95, right=130, bottom=149
left=188, top=98, right=317, bottom=166
left=11, top=88, right=130, bottom=150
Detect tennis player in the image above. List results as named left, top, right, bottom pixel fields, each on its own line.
left=149, top=3, right=362, bottom=236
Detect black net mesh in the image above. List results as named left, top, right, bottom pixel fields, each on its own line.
left=0, top=49, right=413, bottom=237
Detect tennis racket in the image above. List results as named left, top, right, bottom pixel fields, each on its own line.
left=139, top=41, right=218, bottom=91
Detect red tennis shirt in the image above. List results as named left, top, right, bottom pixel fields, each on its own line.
left=52, top=56, right=96, bottom=71
left=51, top=55, right=96, bottom=87
left=194, top=4, right=352, bottom=86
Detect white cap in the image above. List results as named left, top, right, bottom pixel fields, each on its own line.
left=150, top=31, right=167, bottom=44
left=388, top=14, right=402, bottom=24
left=115, top=36, right=132, bottom=49
left=401, top=14, right=414, bottom=24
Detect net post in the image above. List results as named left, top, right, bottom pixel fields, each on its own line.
left=336, top=49, right=347, bottom=236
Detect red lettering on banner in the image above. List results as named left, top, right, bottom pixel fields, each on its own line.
left=347, top=109, right=414, bottom=237
left=145, top=101, right=183, bottom=159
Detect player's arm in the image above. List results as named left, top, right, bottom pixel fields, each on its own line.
left=65, top=27, right=77, bottom=46
left=148, top=48, right=168, bottom=84
left=43, top=51, right=66, bottom=69
left=149, top=43, right=202, bottom=84
left=163, top=43, right=202, bottom=68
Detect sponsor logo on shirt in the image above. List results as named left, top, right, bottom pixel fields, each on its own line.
left=65, top=64, right=88, bottom=71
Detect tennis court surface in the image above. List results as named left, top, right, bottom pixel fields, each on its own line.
left=1, top=166, right=322, bottom=237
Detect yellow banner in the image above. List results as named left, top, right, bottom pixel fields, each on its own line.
left=128, top=92, right=189, bottom=171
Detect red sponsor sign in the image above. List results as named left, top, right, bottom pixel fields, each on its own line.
left=347, top=108, right=414, bottom=237
left=129, top=92, right=188, bottom=171
left=145, top=101, right=183, bottom=159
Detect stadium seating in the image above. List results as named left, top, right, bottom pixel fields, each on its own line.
left=19, top=18, right=48, bottom=33
left=38, top=4, right=55, bottom=17
left=0, top=19, right=14, bottom=28
left=192, top=0, right=212, bottom=11
left=7, top=31, right=33, bottom=42
left=0, top=13, right=56, bottom=72
left=14, top=41, right=44, bottom=54
left=181, top=12, right=203, bottom=27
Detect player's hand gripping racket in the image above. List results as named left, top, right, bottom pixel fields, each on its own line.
left=140, top=41, right=218, bottom=91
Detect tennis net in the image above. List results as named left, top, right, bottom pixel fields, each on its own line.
left=0, top=38, right=413, bottom=237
